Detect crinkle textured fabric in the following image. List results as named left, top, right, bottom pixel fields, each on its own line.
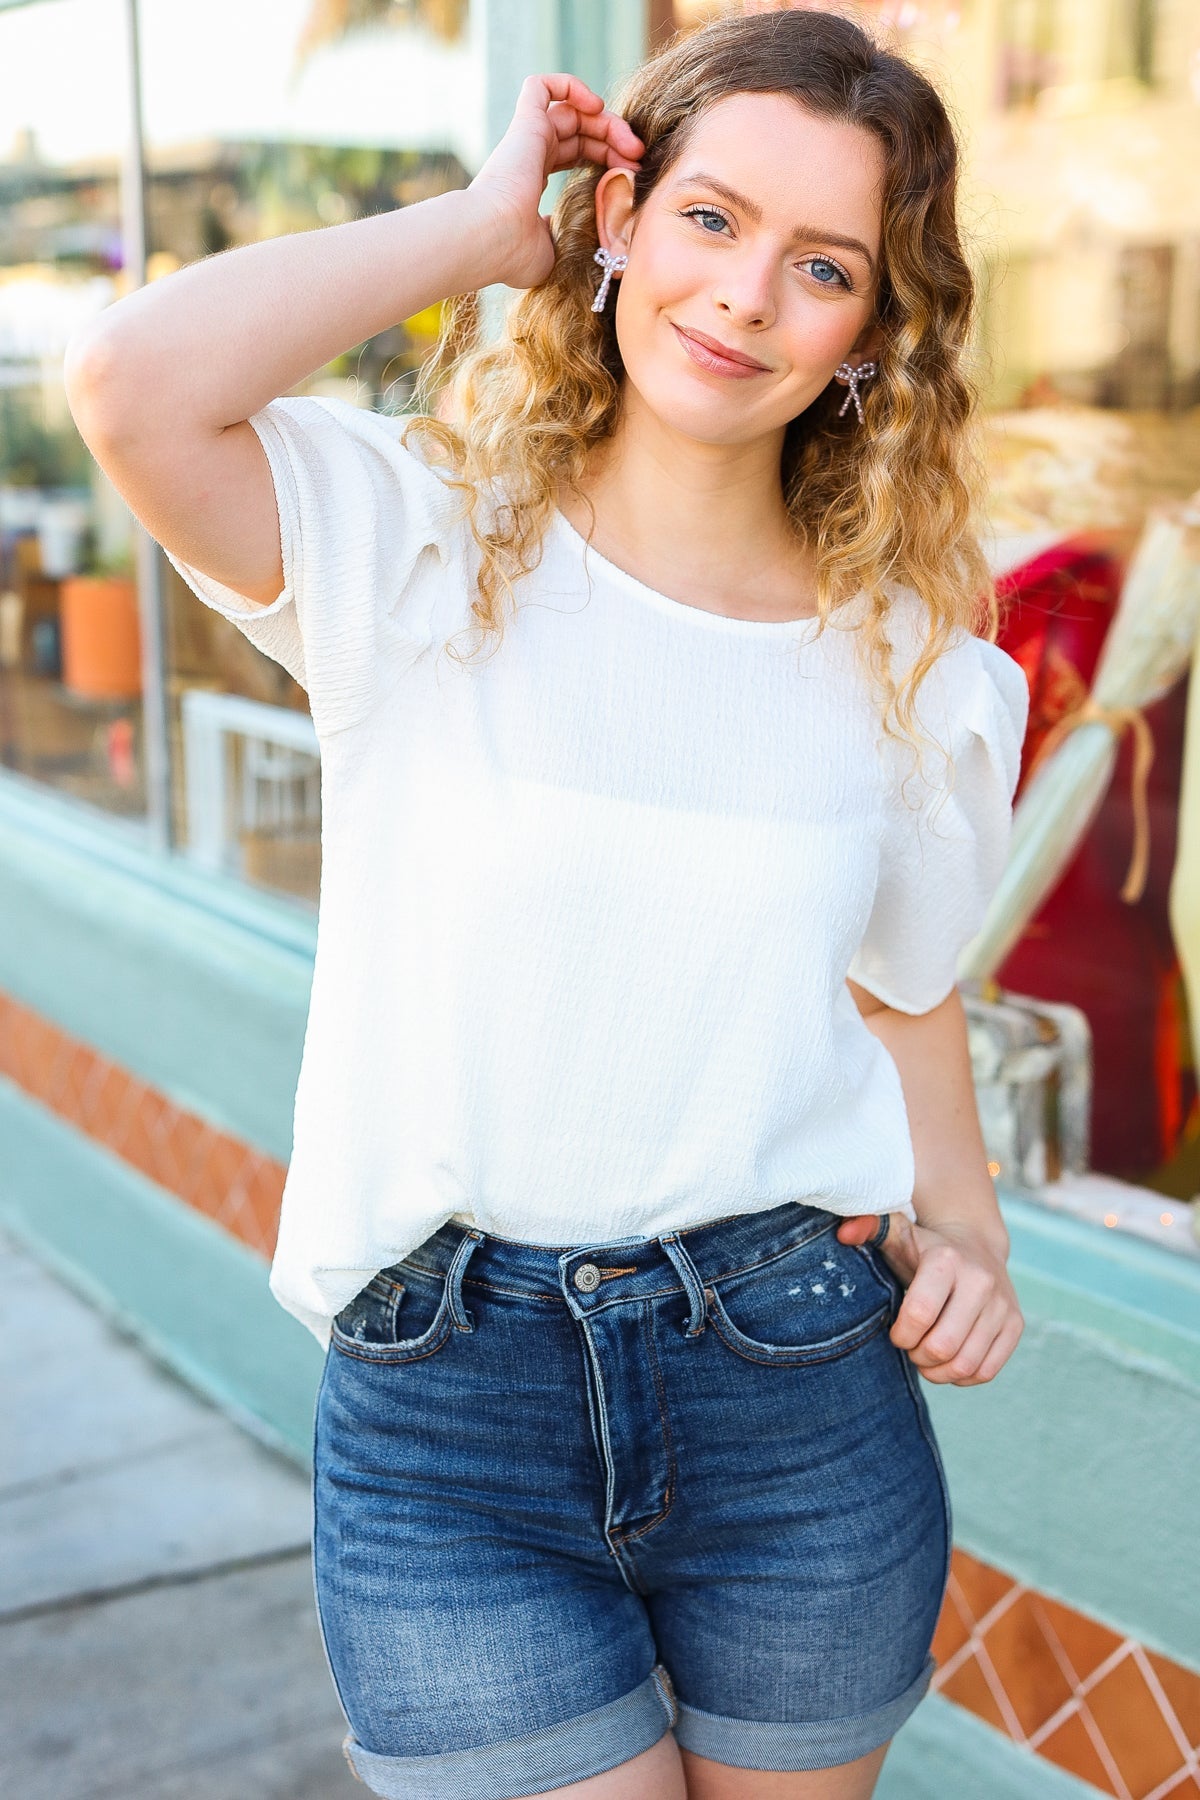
left=164, top=395, right=1029, bottom=1347
left=312, top=1201, right=948, bottom=1799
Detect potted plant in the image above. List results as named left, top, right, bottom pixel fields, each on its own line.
left=0, top=391, right=94, bottom=599
left=59, top=544, right=141, bottom=700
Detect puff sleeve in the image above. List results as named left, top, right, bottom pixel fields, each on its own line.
left=846, top=628, right=1030, bottom=1015
left=163, top=395, right=461, bottom=738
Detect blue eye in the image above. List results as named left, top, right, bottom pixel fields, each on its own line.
left=681, top=205, right=731, bottom=234
left=805, top=257, right=852, bottom=291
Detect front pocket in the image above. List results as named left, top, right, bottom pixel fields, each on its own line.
left=330, top=1266, right=453, bottom=1364
left=864, top=1241, right=906, bottom=1326
left=707, top=1225, right=893, bottom=1366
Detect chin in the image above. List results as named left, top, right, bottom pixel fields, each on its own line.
left=626, top=368, right=775, bottom=447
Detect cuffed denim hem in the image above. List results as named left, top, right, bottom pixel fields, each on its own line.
left=672, top=1650, right=935, bottom=1772
left=341, top=1663, right=678, bottom=1799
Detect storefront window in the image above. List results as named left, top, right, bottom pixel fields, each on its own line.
left=0, top=0, right=145, bottom=818
left=153, top=141, right=468, bottom=903
left=0, top=0, right=475, bottom=897
left=919, top=0, right=1197, bottom=1206
left=148, top=0, right=475, bottom=903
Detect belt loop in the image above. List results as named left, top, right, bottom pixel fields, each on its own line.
left=446, top=1228, right=483, bottom=1332
left=659, top=1232, right=708, bottom=1338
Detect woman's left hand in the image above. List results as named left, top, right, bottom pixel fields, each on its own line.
left=835, top=1212, right=1024, bottom=1386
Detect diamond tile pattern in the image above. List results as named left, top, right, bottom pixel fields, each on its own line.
left=5, top=985, right=1200, bottom=1796
left=932, top=1550, right=1200, bottom=1797
left=0, top=989, right=284, bottom=1256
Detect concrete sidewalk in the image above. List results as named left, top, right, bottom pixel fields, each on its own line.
left=0, top=1229, right=361, bottom=1800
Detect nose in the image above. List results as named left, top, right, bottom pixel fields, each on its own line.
left=711, top=247, right=776, bottom=331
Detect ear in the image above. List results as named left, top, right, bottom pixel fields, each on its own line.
left=594, top=167, right=636, bottom=259
left=850, top=321, right=886, bottom=364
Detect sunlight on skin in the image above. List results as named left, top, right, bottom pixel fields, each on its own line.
left=525, top=1733, right=891, bottom=1799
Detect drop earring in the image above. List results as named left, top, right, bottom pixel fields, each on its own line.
left=833, top=359, right=878, bottom=425
left=591, top=246, right=628, bottom=314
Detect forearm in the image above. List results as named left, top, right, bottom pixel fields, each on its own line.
left=63, top=187, right=505, bottom=435
left=853, top=983, right=1009, bottom=1257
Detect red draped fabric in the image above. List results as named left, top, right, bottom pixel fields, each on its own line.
left=990, top=535, right=1194, bottom=1180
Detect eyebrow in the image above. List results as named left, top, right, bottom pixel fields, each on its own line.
left=673, top=171, right=877, bottom=274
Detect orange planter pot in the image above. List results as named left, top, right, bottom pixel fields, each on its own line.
left=59, top=576, right=142, bottom=700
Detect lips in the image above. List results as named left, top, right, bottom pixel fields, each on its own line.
left=671, top=322, right=770, bottom=374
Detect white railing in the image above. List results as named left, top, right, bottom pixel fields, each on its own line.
left=180, top=688, right=319, bottom=877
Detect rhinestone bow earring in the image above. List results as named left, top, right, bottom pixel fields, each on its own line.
left=591, top=246, right=628, bottom=314
left=833, top=359, right=878, bottom=426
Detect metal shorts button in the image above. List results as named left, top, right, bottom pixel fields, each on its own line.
left=573, top=1262, right=601, bottom=1293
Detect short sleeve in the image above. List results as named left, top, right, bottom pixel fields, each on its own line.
left=163, top=395, right=462, bottom=737
left=846, top=628, right=1030, bottom=1014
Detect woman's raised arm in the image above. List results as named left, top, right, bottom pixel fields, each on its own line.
left=61, top=75, right=641, bottom=607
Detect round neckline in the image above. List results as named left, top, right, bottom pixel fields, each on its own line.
left=550, top=507, right=826, bottom=640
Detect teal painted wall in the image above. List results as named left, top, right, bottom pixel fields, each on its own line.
left=557, top=0, right=648, bottom=98
left=0, top=1075, right=323, bottom=1464
left=3, top=771, right=1199, bottom=1686
left=880, top=1694, right=1099, bottom=1800
left=926, top=1197, right=1200, bottom=1668
left=0, top=776, right=312, bottom=1158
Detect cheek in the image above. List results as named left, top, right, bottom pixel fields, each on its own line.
left=616, top=235, right=695, bottom=338
left=611, top=261, right=679, bottom=387
left=775, top=290, right=861, bottom=368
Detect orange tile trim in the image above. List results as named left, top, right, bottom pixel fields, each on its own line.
left=932, top=1551, right=1200, bottom=1797
left=4, top=988, right=1200, bottom=1795
left=0, top=987, right=284, bottom=1257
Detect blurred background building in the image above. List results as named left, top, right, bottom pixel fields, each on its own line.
left=2, top=4, right=1199, bottom=1796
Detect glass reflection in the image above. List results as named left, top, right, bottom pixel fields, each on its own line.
left=0, top=0, right=143, bottom=815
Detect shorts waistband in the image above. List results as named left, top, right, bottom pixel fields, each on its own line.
left=392, top=1200, right=863, bottom=1306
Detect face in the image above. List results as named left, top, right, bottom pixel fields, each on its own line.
left=596, top=92, right=887, bottom=450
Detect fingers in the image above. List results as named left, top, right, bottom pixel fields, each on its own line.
left=964, top=1312, right=1025, bottom=1383
left=878, top=1212, right=920, bottom=1284
left=905, top=1264, right=995, bottom=1363
left=548, top=132, right=641, bottom=176
left=548, top=119, right=643, bottom=172
left=519, top=71, right=607, bottom=117
left=546, top=98, right=642, bottom=154
left=889, top=1248, right=957, bottom=1355
left=916, top=1295, right=1010, bottom=1383
left=834, top=1213, right=924, bottom=1291
left=519, top=72, right=644, bottom=169
left=834, top=1213, right=882, bottom=1247
left=834, top=1215, right=1023, bottom=1387
left=919, top=1307, right=1024, bottom=1385
left=890, top=1239, right=1024, bottom=1385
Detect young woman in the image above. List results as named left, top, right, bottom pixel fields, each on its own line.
left=65, top=11, right=1028, bottom=1799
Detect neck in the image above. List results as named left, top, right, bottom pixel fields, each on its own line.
left=564, top=385, right=811, bottom=609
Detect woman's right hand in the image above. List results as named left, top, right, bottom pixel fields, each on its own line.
left=467, top=73, right=643, bottom=291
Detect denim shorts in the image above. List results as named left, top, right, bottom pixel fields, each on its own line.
left=312, top=1201, right=951, bottom=1799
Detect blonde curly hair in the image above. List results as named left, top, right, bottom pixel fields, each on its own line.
left=405, top=6, right=998, bottom=765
